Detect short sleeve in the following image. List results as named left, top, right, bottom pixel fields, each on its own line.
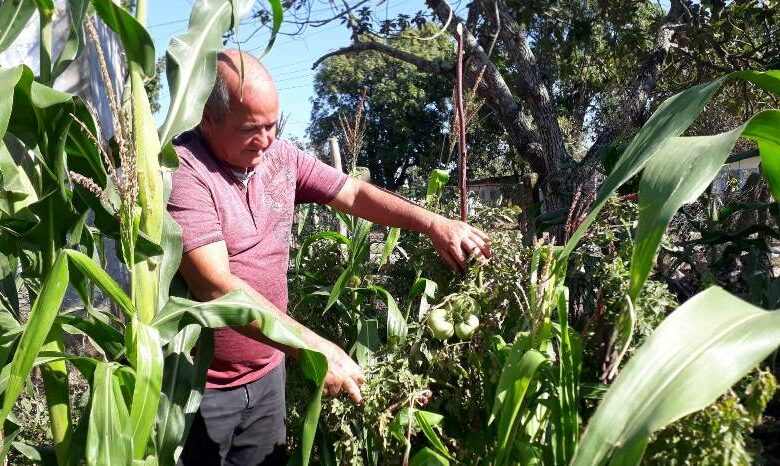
left=289, top=142, right=348, bottom=205
left=167, top=156, right=224, bottom=253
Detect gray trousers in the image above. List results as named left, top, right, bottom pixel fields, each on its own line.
left=178, top=363, right=287, bottom=466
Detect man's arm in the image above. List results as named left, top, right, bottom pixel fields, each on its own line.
left=179, top=241, right=365, bottom=403
left=328, top=177, right=492, bottom=272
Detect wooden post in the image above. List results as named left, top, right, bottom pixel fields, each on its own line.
left=329, top=137, right=349, bottom=240
left=330, top=136, right=343, bottom=173
left=455, top=23, right=468, bottom=222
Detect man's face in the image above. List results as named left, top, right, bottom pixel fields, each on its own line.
left=201, top=84, right=279, bottom=171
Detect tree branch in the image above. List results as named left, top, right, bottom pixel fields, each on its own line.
left=583, top=0, right=690, bottom=163
left=425, top=0, right=548, bottom=177
left=312, top=40, right=455, bottom=75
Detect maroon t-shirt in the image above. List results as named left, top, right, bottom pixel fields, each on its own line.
left=168, top=130, right=347, bottom=388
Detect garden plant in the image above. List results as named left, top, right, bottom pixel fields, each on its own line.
left=1, top=0, right=780, bottom=465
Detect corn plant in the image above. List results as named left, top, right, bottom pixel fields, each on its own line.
left=0, top=1, right=330, bottom=465
left=467, top=69, right=780, bottom=466
left=376, top=69, right=780, bottom=465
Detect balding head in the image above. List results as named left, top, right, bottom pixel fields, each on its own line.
left=205, top=50, right=278, bottom=122
left=199, top=50, right=280, bottom=170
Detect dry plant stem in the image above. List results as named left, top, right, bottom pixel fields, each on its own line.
left=83, top=18, right=138, bottom=210
left=337, top=87, right=368, bottom=173
left=455, top=23, right=468, bottom=222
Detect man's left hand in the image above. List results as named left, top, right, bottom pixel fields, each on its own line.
left=427, top=217, right=492, bottom=273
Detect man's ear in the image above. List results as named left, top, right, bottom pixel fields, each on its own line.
left=200, top=110, right=215, bottom=138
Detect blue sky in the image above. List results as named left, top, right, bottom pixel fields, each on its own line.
left=147, top=0, right=447, bottom=142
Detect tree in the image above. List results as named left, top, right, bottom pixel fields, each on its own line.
left=308, top=27, right=453, bottom=189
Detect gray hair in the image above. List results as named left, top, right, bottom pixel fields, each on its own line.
left=205, top=72, right=231, bottom=122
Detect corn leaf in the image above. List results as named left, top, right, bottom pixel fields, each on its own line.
left=0, top=252, right=68, bottom=425
left=571, top=287, right=780, bottom=465
left=366, top=285, right=407, bottom=340
left=51, top=0, right=88, bottom=78
left=128, top=320, right=164, bottom=459
left=629, top=110, right=780, bottom=300
left=156, top=325, right=212, bottom=466
left=153, top=290, right=326, bottom=465
left=91, top=0, right=155, bottom=77
left=560, top=70, right=780, bottom=267
left=0, top=0, right=36, bottom=54
left=64, top=249, right=135, bottom=317
left=158, top=0, right=253, bottom=147
left=57, top=313, right=124, bottom=361
left=325, top=265, right=352, bottom=311
left=351, top=318, right=379, bottom=367
left=87, top=362, right=133, bottom=466
left=410, top=447, right=450, bottom=466
left=158, top=174, right=184, bottom=305
left=0, top=66, right=29, bottom=137
left=492, top=347, right=546, bottom=465
left=254, top=0, right=283, bottom=60
left=379, top=227, right=401, bottom=268
left=295, top=230, right=351, bottom=272
left=414, top=410, right=452, bottom=460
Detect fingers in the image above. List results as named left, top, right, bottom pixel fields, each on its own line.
left=342, top=376, right=363, bottom=404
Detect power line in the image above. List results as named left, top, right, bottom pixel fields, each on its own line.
left=147, top=18, right=189, bottom=29
left=277, top=83, right=312, bottom=91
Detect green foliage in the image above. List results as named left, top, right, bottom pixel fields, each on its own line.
left=0, top=0, right=326, bottom=465
left=309, top=26, right=453, bottom=189
left=645, top=370, right=777, bottom=465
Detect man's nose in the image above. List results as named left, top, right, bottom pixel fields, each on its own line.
left=250, top=130, right=272, bottom=149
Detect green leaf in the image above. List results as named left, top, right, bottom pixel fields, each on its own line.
left=572, top=287, right=780, bottom=465
left=491, top=347, right=546, bottom=465
left=64, top=249, right=135, bottom=317
left=91, top=0, right=155, bottom=77
left=410, top=447, right=450, bottom=466
left=561, top=70, right=780, bottom=269
left=0, top=0, right=36, bottom=54
left=0, top=135, right=38, bottom=215
left=295, top=230, right=350, bottom=272
left=408, top=277, right=437, bottom=321
left=57, top=313, right=124, bottom=361
left=10, top=442, right=57, bottom=465
left=325, top=265, right=352, bottom=311
left=629, top=110, right=780, bottom=301
left=351, top=318, right=379, bottom=367
left=366, top=285, right=407, bottom=340
left=128, top=320, right=163, bottom=459
left=254, top=0, right=283, bottom=60
left=87, top=362, right=133, bottom=466
left=0, top=66, right=28, bottom=137
left=158, top=0, right=239, bottom=146
left=152, top=290, right=327, bottom=465
left=561, top=76, right=728, bottom=263
left=156, top=326, right=212, bottom=466
left=0, top=252, right=68, bottom=425
left=158, top=198, right=183, bottom=306
left=425, top=169, right=450, bottom=205
left=742, top=110, right=780, bottom=209
left=379, top=227, right=401, bottom=268
left=414, top=410, right=452, bottom=460
left=51, top=0, right=88, bottom=78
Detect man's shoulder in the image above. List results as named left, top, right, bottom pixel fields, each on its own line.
left=172, top=130, right=218, bottom=174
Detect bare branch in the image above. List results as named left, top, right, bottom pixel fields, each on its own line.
left=312, top=40, right=455, bottom=75
left=583, top=0, right=690, bottom=163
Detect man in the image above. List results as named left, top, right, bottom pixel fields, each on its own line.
left=168, top=50, right=492, bottom=465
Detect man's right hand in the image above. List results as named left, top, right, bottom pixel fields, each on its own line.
left=321, top=342, right=365, bottom=404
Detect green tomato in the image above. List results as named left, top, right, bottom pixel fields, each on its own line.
left=455, top=314, right=480, bottom=340
left=428, top=308, right=454, bottom=340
